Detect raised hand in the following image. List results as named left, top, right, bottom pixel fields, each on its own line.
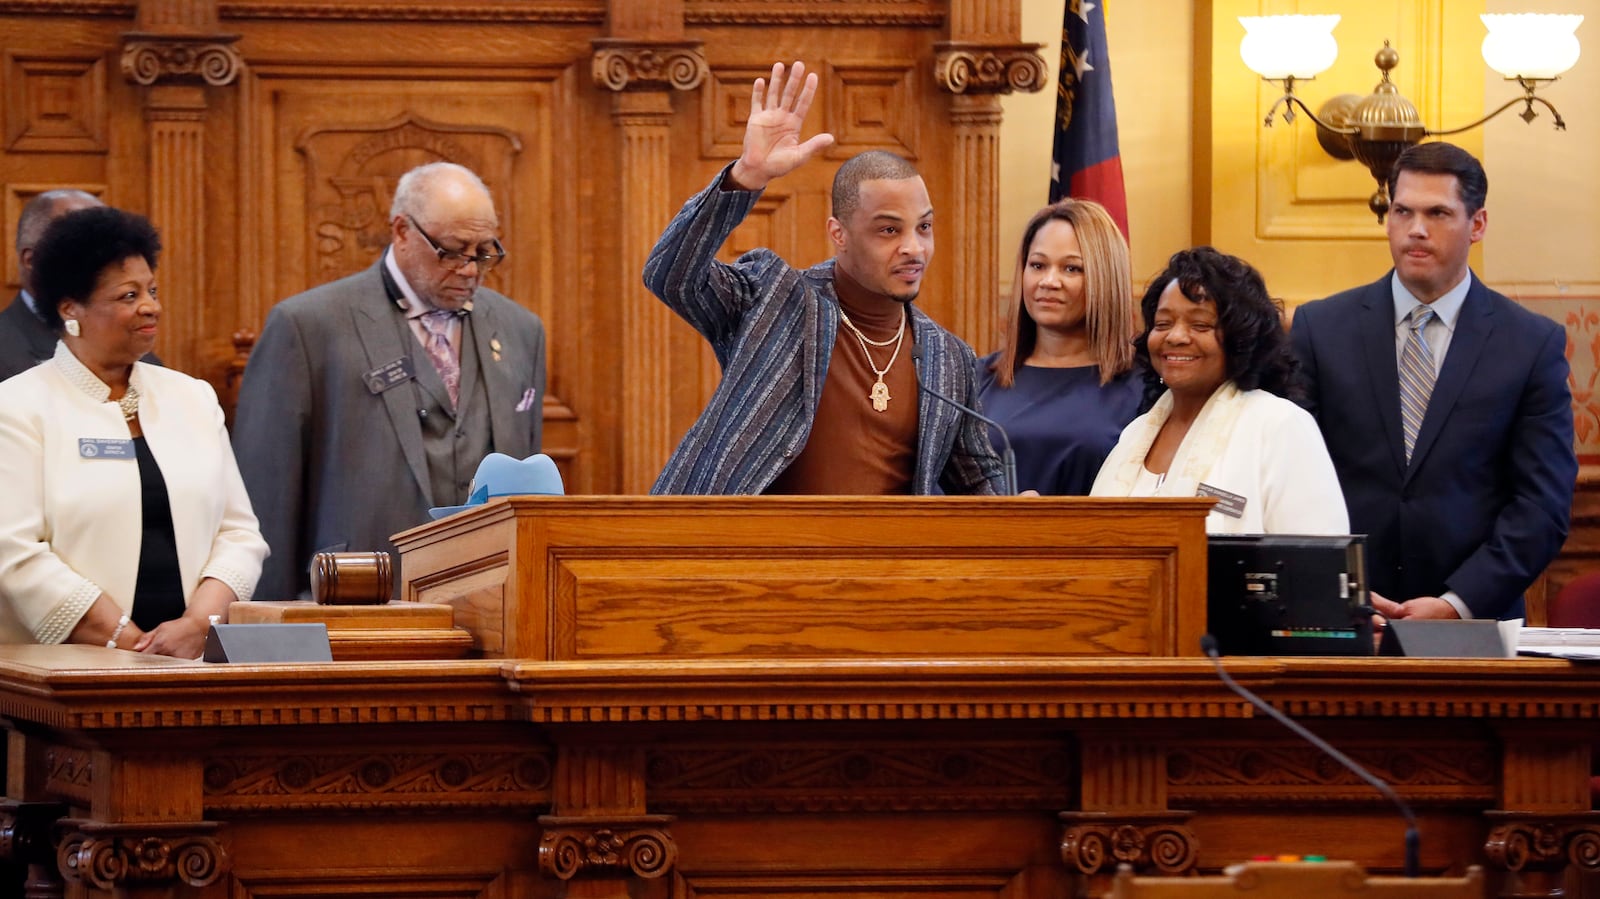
left=729, top=61, right=836, bottom=191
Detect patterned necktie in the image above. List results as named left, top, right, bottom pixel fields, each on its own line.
left=1399, top=306, right=1437, bottom=462
left=418, top=310, right=460, bottom=408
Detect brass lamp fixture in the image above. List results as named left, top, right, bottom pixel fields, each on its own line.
left=1240, top=13, right=1583, bottom=222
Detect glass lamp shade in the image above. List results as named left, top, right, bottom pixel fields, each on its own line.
left=1481, top=13, right=1583, bottom=79
left=1239, top=15, right=1341, bottom=79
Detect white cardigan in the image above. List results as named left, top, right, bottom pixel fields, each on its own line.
left=0, top=344, right=267, bottom=644
left=1091, top=386, right=1350, bottom=535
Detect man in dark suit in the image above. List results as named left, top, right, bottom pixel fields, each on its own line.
left=1290, top=142, right=1575, bottom=620
left=1, top=190, right=105, bottom=381
left=233, top=162, right=546, bottom=600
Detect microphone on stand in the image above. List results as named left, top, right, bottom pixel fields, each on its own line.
left=910, top=344, right=1017, bottom=496
left=1199, top=634, right=1420, bottom=878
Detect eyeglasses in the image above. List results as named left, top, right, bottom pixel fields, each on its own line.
left=406, top=215, right=506, bottom=273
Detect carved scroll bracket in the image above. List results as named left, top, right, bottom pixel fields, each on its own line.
left=57, top=820, right=227, bottom=891
left=1484, top=811, right=1600, bottom=895
left=1059, top=811, right=1199, bottom=876
left=121, top=33, right=243, bottom=87
left=933, top=42, right=1048, bottom=96
left=537, top=814, right=676, bottom=881
left=591, top=39, right=707, bottom=93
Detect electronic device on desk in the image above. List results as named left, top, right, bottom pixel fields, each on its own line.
left=1207, top=534, right=1372, bottom=656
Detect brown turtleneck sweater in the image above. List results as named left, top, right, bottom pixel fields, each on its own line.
left=765, top=266, right=919, bottom=494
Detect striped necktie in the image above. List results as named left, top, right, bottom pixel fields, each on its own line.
left=1399, top=306, right=1436, bottom=462
left=419, top=310, right=460, bottom=408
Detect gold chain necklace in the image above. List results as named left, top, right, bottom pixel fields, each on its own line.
left=838, top=307, right=906, bottom=412
left=117, top=384, right=140, bottom=421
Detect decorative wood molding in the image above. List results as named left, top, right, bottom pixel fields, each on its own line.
left=644, top=743, right=1073, bottom=813
left=120, top=35, right=243, bottom=87
left=932, top=42, right=1047, bottom=95
left=537, top=815, right=677, bottom=880
left=0, top=1, right=130, bottom=12
left=1059, top=812, right=1199, bottom=876
left=3, top=55, right=109, bottom=154
left=218, top=1, right=602, bottom=22
left=1167, top=744, right=1497, bottom=805
left=591, top=40, right=707, bottom=93
left=202, top=749, right=554, bottom=812
left=685, top=1, right=943, bottom=26
left=43, top=747, right=93, bottom=806
left=57, top=820, right=227, bottom=891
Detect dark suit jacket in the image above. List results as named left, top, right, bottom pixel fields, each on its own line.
left=1290, top=272, right=1576, bottom=618
left=0, top=294, right=56, bottom=382
left=1, top=293, right=163, bottom=382
left=231, top=258, right=545, bottom=600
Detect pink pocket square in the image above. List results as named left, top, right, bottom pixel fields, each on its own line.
left=515, top=388, right=538, bottom=412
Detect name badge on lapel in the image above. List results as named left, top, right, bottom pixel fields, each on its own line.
left=79, top=438, right=135, bottom=459
left=1196, top=482, right=1247, bottom=519
left=363, top=357, right=415, bottom=395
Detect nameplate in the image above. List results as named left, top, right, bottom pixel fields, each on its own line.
left=1196, top=482, right=1247, bottom=519
left=363, top=357, right=415, bottom=395
left=203, top=623, right=333, bottom=663
left=79, top=438, right=134, bottom=459
left=1380, top=619, right=1514, bottom=658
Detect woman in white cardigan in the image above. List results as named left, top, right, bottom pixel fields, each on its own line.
left=0, top=207, right=266, bottom=658
left=1091, top=247, right=1348, bottom=535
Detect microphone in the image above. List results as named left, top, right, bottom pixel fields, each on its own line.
left=1199, top=635, right=1420, bottom=877
left=910, top=344, right=1018, bottom=495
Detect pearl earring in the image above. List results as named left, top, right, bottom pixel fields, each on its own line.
left=63, top=319, right=81, bottom=337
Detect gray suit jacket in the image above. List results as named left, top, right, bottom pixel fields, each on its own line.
left=232, top=258, right=545, bottom=600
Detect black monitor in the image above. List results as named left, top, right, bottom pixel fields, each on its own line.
left=1207, top=534, right=1372, bottom=656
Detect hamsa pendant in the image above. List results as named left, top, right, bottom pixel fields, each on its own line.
left=869, top=378, right=890, bottom=412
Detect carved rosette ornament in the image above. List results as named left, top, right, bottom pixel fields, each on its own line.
left=121, top=34, right=243, bottom=87
left=933, top=43, right=1048, bottom=95
left=537, top=815, right=676, bottom=881
left=57, top=821, right=226, bottom=891
left=591, top=40, right=708, bottom=93
left=1059, top=812, right=1199, bottom=876
left=1484, top=812, right=1600, bottom=880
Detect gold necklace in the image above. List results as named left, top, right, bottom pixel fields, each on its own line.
left=838, top=307, right=906, bottom=412
left=117, top=384, right=140, bottom=421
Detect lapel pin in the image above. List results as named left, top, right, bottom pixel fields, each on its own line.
left=490, top=337, right=503, bottom=362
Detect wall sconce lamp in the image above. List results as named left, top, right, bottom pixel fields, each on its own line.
left=1240, top=13, right=1583, bottom=222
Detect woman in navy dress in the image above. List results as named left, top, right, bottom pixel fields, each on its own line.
left=977, top=199, right=1143, bottom=495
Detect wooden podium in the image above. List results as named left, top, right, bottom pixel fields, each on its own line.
left=390, top=496, right=1216, bottom=660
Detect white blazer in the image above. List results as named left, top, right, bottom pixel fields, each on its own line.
left=0, top=344, right=267, bottom=644
left=1092, top=387, right=1350, bottom=535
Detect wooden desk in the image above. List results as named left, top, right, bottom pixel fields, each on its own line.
left=1, top=650, right=1596, bottom=899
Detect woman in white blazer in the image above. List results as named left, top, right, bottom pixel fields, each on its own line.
left=0, top=207, right=266, bottom=658
left=1091, top=247, right=1348, bottom=535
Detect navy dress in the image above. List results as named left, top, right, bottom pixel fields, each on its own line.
left=975, top=352, right=1145, bottom=496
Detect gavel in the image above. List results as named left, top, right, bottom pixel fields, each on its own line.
left=308, top=551, right=392, bottom=605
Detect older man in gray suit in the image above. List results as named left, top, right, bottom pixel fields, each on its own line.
left=234, top=162, right=545, bottom=600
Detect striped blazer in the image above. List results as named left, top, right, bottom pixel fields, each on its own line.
left=643, top=167, right=1004, bottom=496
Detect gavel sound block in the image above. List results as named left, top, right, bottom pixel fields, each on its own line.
left=228, top=552, right=473, bottom=660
